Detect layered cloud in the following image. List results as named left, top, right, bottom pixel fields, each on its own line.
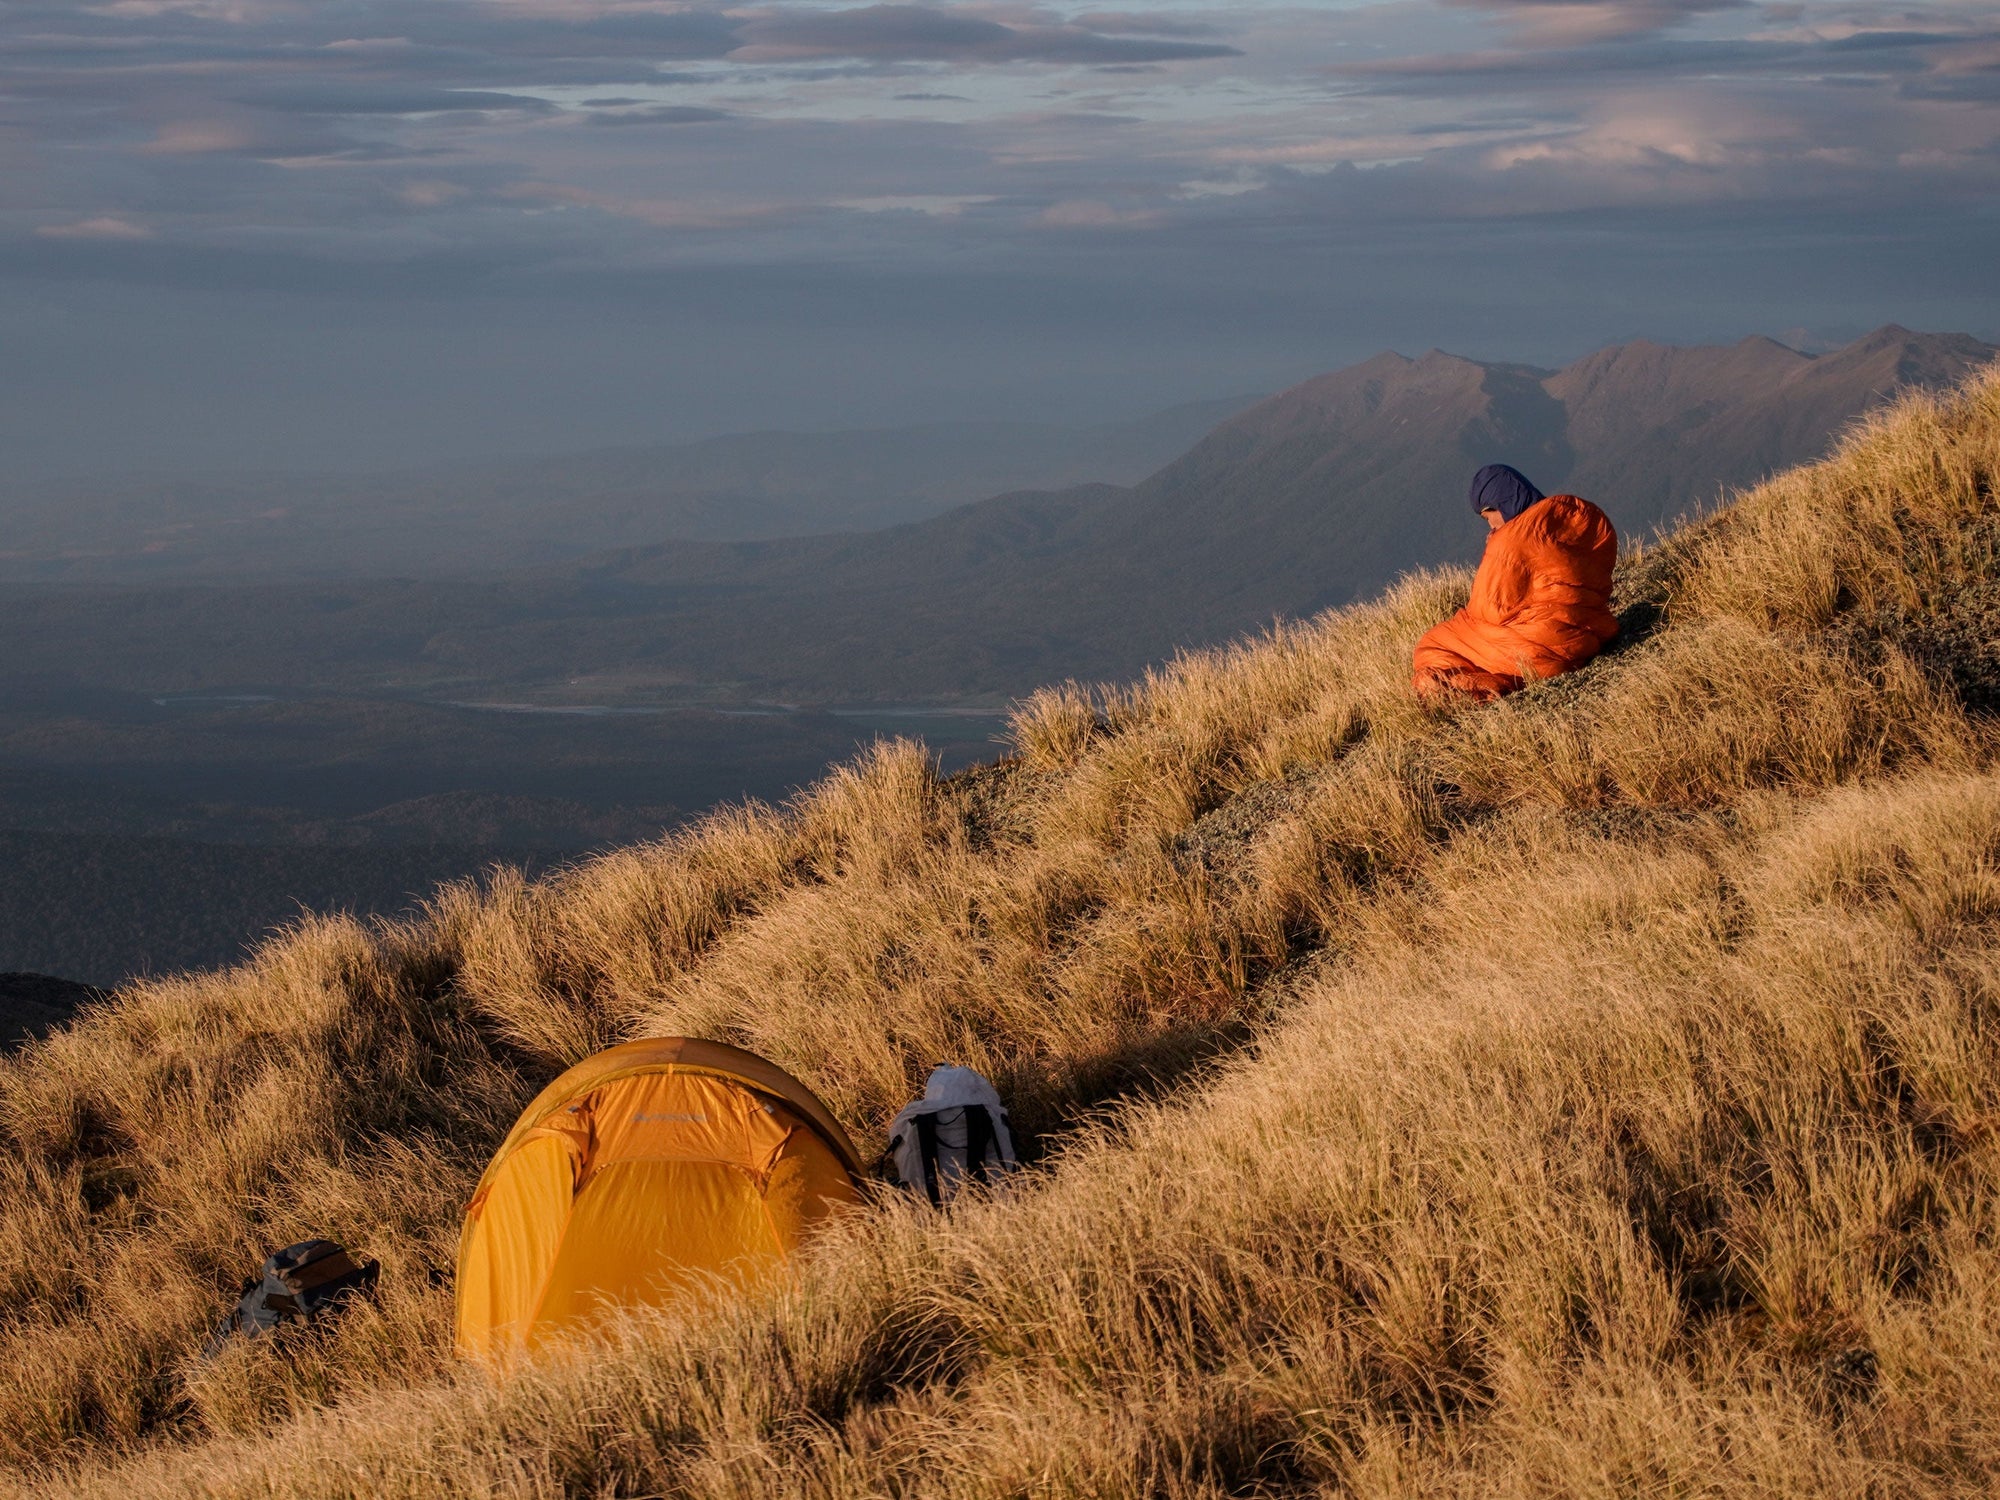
left=732, top=4, right=1240, bottom=62
left=6, top=0, right=1990, bottom=231
left=0, top=0, right=1995, bottom=469
left=1445, top=0, right=1753, bottom=45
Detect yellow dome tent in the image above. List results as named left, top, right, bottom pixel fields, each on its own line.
left=454, top=1036, right=863, bottom=1359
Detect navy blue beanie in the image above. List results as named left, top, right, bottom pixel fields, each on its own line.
left=1468, top=464, right=1544, bottom=523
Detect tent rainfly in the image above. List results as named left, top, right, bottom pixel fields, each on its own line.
left=454, top=1036, right=863, bottom=1359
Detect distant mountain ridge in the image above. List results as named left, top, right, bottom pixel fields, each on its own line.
left=534, top=324, right=1994, bottom=693
left=0, top=326, right=1989, bottom=701
left=0, top=397, right=1259, bottom=584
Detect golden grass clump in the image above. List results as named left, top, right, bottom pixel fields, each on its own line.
left=0, top=915, right=521, bottom=1466
left=2, top=364, right=1998, bottom=1496
left=1680, top=370, right=2000, bottom=630
left=1438, top=618, right=1970, bottom=809
left=435, top=798, right=800, bottom=1068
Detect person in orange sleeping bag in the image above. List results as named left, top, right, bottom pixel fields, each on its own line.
left=1412, top=464, right=1619, bottom=702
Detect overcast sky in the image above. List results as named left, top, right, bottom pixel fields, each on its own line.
left=3, top=0, right=1996, bottom=473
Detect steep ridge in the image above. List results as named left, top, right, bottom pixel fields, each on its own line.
left=1553, top=325, right=2000, bottom=518
left=4, top=368, right=2000, bottom=1496
left=1038, top=350, right=1575, bottom=637
left=1546, top=333, right=1814, bottom=513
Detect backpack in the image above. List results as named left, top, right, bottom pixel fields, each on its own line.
left=206, top=1239, right=379, bottom=1354
left=885, top=1065, right=1018, bottom=1205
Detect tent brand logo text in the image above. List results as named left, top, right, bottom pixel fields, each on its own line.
left=634, top=1111, right=707, bottom=1124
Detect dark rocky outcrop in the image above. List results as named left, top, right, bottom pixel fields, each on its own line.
left=0, top=971, right=103, bottom=1048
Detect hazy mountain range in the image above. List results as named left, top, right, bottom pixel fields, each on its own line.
left=0, top=399, right=1257, bottom=584
left=4, top=324, right=1989, bottom=703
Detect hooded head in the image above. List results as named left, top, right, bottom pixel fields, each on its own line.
left=1468, top=464, right=1545, bottom=524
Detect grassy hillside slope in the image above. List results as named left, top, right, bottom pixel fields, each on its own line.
left=5, top=368, right=2000, bottom=1497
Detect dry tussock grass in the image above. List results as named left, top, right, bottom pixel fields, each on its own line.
left=2, top=367, right=1997, bottom=1496
left=40, top=769, right=2000, bottom=1498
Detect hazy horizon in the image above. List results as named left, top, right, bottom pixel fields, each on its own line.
left=2, top=388, right=1269, bottom=486
left=6, top=320, right=1987, bottom=485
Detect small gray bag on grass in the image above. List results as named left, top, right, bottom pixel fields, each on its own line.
left=885, top=1065, right=1019, bottom=1205
left=205, top=1238, right=379, bottom=1355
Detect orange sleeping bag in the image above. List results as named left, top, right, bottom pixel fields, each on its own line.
left=1413, top=494, right=1619, bottom=701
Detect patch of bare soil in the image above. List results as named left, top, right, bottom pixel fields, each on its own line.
left=1833, top=516, right=2000, bottom=716
left=944, top=755, right=1049, bottom=851
left=1171, top=772, right=1316, bottom=879
left=1866, top=597, right=2000, bottom=718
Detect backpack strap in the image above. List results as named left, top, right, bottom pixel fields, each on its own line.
left=914, top=1111, right=943, bottom=1207
left=964, top=1104, right=995, bottom=1184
